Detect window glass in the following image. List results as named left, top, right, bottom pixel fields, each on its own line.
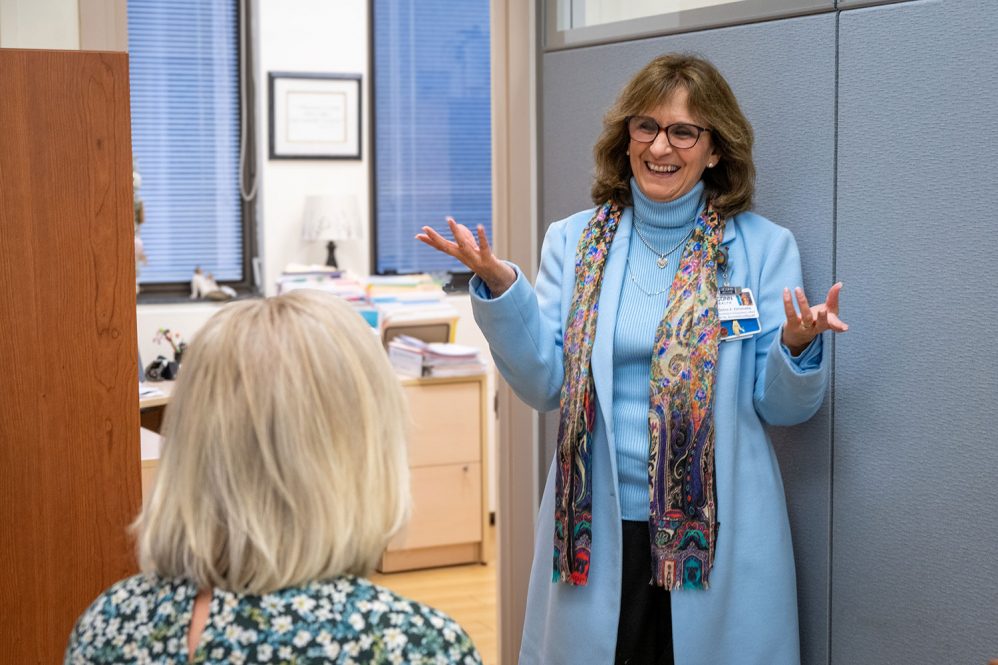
left=373, top=0, right=492, bottom=274
left=128, top=0, right=244, bottom=284
left=567, top=0, right=741, bottom=29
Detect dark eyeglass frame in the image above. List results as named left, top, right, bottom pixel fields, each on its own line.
left=626, top=115, right=711, bottom=149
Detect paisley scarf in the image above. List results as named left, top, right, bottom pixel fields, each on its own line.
left=553, top=200, right=725, bottom=590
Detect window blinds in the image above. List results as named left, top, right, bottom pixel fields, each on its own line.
left=128, top=0, right=243, bottom=284
left=373, top=0, right=492, bottom=274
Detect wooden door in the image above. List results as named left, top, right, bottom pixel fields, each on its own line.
left=0, top=48, right=140, bottom=663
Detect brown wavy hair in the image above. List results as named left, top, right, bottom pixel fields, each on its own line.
left=591, top=53, right=755, bottom=219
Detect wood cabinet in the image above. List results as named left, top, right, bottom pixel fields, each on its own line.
left=379, top=373, right=490, bottom=572
left=0, top=48, right=140, bottom=663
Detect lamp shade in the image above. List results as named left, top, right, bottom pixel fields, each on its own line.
left=301, top=195, right=362, bottom=242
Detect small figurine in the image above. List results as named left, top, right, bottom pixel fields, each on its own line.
left=190, top=266, right=237, bottom=301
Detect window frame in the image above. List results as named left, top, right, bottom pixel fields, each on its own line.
left=132, top=0, right=260, bottom=302
left=544, top=0, right=830, bottom=51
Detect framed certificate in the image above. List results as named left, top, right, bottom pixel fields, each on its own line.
left=268, top=72, right=362, bottom=160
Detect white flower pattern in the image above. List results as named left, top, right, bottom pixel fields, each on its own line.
left=64, top=574, right=480, bottom=664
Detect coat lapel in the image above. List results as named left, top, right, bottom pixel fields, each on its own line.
left=591, top=208, right=632, bottom=440
left=721, top=214, right=737, bottom=247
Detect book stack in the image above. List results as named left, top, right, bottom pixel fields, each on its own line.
left=276, top=265, right=366, bottom=300
left=366, top=273, right=445, bottom=303
left=387, top=335, right=426, bottom=377
left=387, top=335, right=486, bottom=378
left=367, top=274, right=458, bottom=339
left=276, top=266, right=377, bottom=327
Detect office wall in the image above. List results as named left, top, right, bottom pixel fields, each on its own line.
left=833, top=1, right=998, bottom=662
left=541, top=14, right=836, bottom=664
left=257, top=0, right=371, bottom=290
left=0, top=0, right=79, bottom=49
left=538, top=0, right=997, bottom=662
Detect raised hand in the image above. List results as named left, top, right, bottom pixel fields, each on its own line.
left=781, top=282, right=849, bottom=355
left=416, top=217, right=517, bottom=296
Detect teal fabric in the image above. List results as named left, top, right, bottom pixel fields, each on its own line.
left=471, top=205, right=827, bottom=665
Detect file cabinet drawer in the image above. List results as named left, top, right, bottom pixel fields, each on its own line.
left=379, top=373, right=489, bottom=572
left=404, top=381, right=481, bottom=467
left=386, top=462, right=483, bottom=552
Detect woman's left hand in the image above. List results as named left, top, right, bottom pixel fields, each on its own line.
left=781, top=282, right=849, bottom=355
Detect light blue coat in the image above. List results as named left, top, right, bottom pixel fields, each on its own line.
left=471, top=207, right=828, bottom=665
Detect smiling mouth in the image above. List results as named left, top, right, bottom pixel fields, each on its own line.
left=646, top=162, right=679, bottom=174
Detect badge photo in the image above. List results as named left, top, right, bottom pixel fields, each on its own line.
left=718, top=287, right=761, bottom=341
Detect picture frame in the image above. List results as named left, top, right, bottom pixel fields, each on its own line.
left=268, top=72, right=362, bottom=160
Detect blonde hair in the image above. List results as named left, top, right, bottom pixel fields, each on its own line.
left=591, top=53, right=756, bottom=218
left=135, top=290, right=409, bottom=594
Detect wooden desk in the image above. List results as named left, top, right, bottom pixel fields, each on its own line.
left=140, top=381, right=175, bottom=408
left=139, top=427, right=162, bottom=500
left=139, top=381, right=174, bottom=432
left=138, top=384, right=172, bottom=497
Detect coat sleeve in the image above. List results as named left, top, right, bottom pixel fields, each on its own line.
left=469, top=222, right=568, bottom=412
left=751, top=227, right=830, bottom=426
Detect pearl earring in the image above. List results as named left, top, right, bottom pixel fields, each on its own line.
left=707, top=162, right=714, bottom=168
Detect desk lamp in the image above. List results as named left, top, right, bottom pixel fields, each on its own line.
left=301, top=194, right=362, bottom=268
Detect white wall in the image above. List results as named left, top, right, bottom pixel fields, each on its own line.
left=0, top=0, right=79, bottom=49
left=257, top=0, right=371, bottom=294
left=137, top=302, right=227, bottom=371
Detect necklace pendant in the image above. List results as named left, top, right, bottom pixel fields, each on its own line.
left=656, top=256, right=669, bottom=269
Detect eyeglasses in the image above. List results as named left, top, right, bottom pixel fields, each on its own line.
left=627, top=116, right=710, bottom=149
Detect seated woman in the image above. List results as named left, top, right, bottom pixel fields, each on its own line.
left=66, top=291, right=482, bottom=664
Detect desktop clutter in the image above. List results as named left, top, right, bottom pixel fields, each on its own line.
left=144, top=266, right=485, bottom=382
left=144, top=328, right=186, bottom=381
left=276, top=264, right=485, bottom=377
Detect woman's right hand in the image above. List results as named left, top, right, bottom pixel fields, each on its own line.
left=416, top=217, right=517, bottom=297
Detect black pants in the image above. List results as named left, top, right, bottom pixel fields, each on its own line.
left=615, top=520, right=675, bottom=665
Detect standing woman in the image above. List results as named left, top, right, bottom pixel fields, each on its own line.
left=419, top=54, right=847, bottom=665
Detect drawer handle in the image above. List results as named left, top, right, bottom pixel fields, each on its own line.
left=463, top=465, right=469, bottom=472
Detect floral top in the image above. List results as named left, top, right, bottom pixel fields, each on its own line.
left=65, top=574, right=482, bottom=664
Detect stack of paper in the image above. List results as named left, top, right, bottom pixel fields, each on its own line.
left=387, top=335, right=486, bottom=378
left=387, top=335, right=427, bottom=377
left=276, top=268, right=366, bottom=302
left=139, top=384, right=165, bottom=399
left=277, top=267, right=377, bottom=326
left=423, top=342, right=486, bottom=377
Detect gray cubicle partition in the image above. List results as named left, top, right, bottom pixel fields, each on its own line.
left=834, top=1, right=998, bottom=663
left=537, top=0, right=998, bottom=663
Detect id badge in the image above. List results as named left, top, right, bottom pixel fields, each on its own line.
left=718, top=286, right=761, bottom=341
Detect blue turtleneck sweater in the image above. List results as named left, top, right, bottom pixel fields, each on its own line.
left=613, top=179, right=705, bottom=520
